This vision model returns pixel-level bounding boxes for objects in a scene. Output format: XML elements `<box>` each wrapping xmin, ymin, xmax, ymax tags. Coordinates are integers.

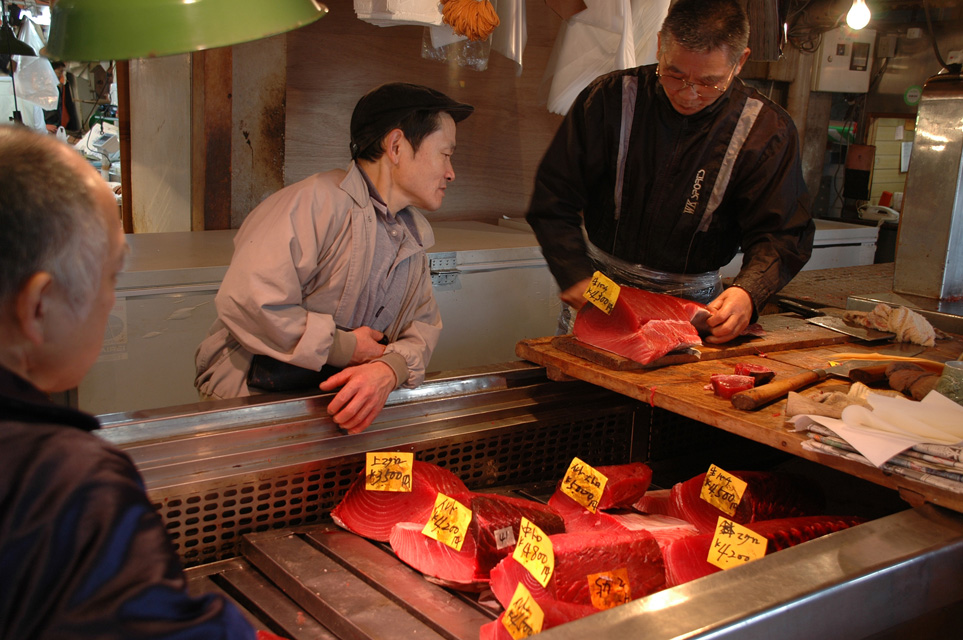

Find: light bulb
<box><xmin>847</xmin><ymin>0</ymin><xmax>871</xmax><ymax>30</ymax></box>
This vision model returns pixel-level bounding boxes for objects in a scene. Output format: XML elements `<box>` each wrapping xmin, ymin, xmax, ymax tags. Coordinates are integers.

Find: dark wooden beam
<box><xmin>191</xmin><ymin>47</ymin><xmax>233</xmax><ymax>230</ymax></box>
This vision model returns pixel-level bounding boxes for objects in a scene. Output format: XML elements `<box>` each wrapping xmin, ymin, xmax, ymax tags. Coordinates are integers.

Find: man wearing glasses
<box><xmin>527</xmin><ymin>0</ymin><xmax>814</xmax><ymax>343</ymax></box>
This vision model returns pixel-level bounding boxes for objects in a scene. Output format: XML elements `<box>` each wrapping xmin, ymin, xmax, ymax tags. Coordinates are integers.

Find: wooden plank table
<box><xmin>516</xmin><ymin>315</ymin><xmax>963</xmax><ymax>513</ymax></box>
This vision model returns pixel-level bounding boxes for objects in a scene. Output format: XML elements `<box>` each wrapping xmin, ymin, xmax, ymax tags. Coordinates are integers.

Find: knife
<box><xmin>729</xmin><ymin>360</ymin><xmax>894</xmax><ymax>411</ymax></box>
<box><xmin>730</xmin><ymin>369</ymin><xmax>827</xmax><ymax>411</ymax></box>
<box><xmin>777</xmin><ymin>299</ymin><xmax>896</xmax><ymax>342</ymax></box>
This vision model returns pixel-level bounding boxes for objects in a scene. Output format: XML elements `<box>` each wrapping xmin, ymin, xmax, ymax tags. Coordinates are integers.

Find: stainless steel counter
<box><xmin>97</xmin><ymin>363</ymin><xmax>963</xmax><ymax>639</ymax></box>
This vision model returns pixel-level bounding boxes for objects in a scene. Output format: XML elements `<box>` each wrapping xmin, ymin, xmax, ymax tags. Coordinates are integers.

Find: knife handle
<box><xmin>847</xmin><ymin>364</ymin><xmax>890</xmax><ymax>385</ymax></box>
<box><xmin>731</xmin><ymin>369</ymin><xmax>828</xmax><ymax>411</ymax></box>
<box><xmin>776</xmin><ymin>299</ymin><xmax>823</xmax><ymax>318</ymax></box>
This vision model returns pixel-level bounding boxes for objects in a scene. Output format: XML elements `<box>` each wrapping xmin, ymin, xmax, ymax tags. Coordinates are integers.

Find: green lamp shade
<box><xmin>46</xmin><ymin>0</ymin><xmax>328</xmax><ymax>61</ymax></box>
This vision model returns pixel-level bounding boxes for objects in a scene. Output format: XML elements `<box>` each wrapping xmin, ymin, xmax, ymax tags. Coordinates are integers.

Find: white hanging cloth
<box><xmin>541</xmin><ymin>0</ymin><xmax>671</xmax><ymax>115</ymax></box>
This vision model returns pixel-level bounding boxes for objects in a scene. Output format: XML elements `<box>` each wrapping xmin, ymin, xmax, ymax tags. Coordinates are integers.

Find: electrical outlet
<box><xmin>948</xmin><ymin>50</ymin><xmax>963</xmax><ymax>64</ymax></box>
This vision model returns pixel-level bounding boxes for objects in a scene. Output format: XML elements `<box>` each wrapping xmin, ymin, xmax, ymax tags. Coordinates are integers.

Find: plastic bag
<box><xmin>421</xmin><ymin>23</ymin><xmax>491</xmax><ymax>72</ymax></box>
<box><xmin>421</xmin><ymin>0</ymin><xmax>497</xmax><ymax>72</ymax></box>
<box><xmin>14</xmin><ymin>18</ymin><xmax>59</xmax><ymax>109</ymax></box>
<box><xmin>491</xmin><ymin>0</ymin><xmax>526</xmax><ymax>75</ymax></box>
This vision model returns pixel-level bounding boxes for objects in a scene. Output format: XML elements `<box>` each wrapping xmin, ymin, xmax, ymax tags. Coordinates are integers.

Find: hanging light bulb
<box><xmin>846</xmin><ymin>0</ymin><xmax>871</xmax><ymax>30</ymax></box>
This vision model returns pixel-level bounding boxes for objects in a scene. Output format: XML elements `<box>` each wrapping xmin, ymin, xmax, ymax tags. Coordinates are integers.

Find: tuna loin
<box><xmin>331</xmin><ymin>461</ymin><xmax>469</xmax><ymax>542</ymax></box>
<box><xmin>479</xmin><ymin>599</ymin><xmax>597</xmax><ymax>640</ymax></box>
<box><xmin>573</xmin><ymin>286</ymin><xmax>707</xmax><ymax>365</ymax></box>
<box><xmin>668</xmin><ymin>470</ymin><xmax>826</xmax><ymax>534</ymax></box>
<box><xmin>388</xmin><ymin>492</ymin><xmax>565</xmax><ymax>591</ymax></box>
<box><xmin>489</xmin><ymin>529</ymin><xmax>666</xmax><ymax>608</ymax></box>
<box><xmin>593</xmin><ymin>462</ymin><xmax>654</xmax><ymax>510</ymax></box>
<box><xmin>549</xmin><ymin>490</ymin><xmax>697</xmax><ymax>551</ymax></box>
<box><xmin>663</xmin><ymin>515</ymin><xmax>865</xmax><ymax>586</ymax></box>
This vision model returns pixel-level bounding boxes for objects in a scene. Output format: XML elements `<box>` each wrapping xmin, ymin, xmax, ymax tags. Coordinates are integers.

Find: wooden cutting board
<box><xmin>547</xmin><ymin>314</ymin><xmax>853</xmax><ymax>371</ymax></box>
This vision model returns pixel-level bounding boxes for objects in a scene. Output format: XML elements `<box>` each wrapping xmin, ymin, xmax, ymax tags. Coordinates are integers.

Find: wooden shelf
<box><xmin>516</xmin><ymin>318</ymin><xmax>963</xmax><ymax>514</ymax></box>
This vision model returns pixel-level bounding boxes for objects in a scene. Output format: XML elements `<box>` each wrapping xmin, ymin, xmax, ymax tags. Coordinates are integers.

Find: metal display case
<box><xmin>96</xmin><ymin>363</ymin><xmax>963</xmax><ymax>640</ymax></box>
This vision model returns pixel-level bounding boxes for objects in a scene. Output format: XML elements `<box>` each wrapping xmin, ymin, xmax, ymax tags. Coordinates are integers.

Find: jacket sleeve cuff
<box><xmin>376</xmin><ymin>352</ymin><xmax>408</xmax><ymax>388</ymax></box>
<box><xmin>326</xmin><ymin>329</ymin><xmax>356</xmax><ymax>368</ymax></box>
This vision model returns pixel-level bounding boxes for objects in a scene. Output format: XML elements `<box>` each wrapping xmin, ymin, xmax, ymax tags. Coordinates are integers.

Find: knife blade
<box><xmin>777</xmin><ymin>299</ymin><xmax>896</xmax><ymax>342</ymax></box>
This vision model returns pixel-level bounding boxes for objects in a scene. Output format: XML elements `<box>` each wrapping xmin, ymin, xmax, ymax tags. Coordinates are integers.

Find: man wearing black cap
<box><xmin>195</xmin><ymin>83</ymin><xmax>473</xmax><ymax>433</ymax></box>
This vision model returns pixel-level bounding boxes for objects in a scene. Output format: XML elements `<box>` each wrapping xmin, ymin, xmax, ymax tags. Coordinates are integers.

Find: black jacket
<box><xmin>527</xmin><ymin>64</ymin><xmax>815</xmax><ymax>312</ymax></box>
<box><xmin>0</xmin><ymin>366</ymin><xmax>255</xmax><ymax>640</ymax></box>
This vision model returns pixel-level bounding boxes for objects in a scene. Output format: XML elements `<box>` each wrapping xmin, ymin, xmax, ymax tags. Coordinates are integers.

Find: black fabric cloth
<box><xmin>0</xmin><ymin>366</ymin><xmax>256</xmax><ymax>640</ymax></box>
<box><xmin>43</xmin><ymin>77</ymin><xmax>82</xmax><ymax>133</ymax></box>
<box><xmin>526</xmin><ymin>64</ymin><xmax>815</xmax><ymax>313</ymax></box>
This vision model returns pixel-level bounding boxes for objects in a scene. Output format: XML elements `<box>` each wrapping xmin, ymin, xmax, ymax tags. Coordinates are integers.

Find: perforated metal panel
<box><xmin>109</xmin><ymin>367</ymin><xmax>646</xmax><ymax>566</ymax></box>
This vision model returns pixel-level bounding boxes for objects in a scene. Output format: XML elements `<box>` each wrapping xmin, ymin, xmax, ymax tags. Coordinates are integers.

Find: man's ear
<box><xmin>15</xmin><ymin>272</ymin><xmax>54</xmax><ymax>346</ymax></box>
<box><xmin>383</xmin><ymin>128</ymin><xmax>406</xmax><ymax>164</ymax></box>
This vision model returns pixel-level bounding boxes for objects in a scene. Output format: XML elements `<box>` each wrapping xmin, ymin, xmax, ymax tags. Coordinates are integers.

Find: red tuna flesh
<box><xmin>469</xmin><ymin>493</ymin><xmax>566</xmax><ymax>576</ymax></box>
<box><xmin>331</xmin><ymin>460</ymin><xmax>469</xmax><ymax>542</ymax></box>
<box><xmin>733</xmin><ymin>362</ymin><xmax>775</xmax><ymax>384</ymax></box>
<box><xmin>668</xmin><ymin>470</ymin><xmax>827</xmax><ymax>535</ymax></box>
<box><xmin>663</xmin><ymin>515</ymin><xmax>865</xmax><ymax>587</ymax></box>
<box><xmin>390</xmin><ymin>521</ymin><xmax>485</xmax><ymax>590</ymax></box>
<box><xmin>573</xmin><ymin>287</ymin><xmax>706</xmax><ymax>365</ymax></box>
<box><xmin>551</xmin><ymin>462</ymin><xmax>654</xmax><ymax>512</ymax></box>
<box><xmin>479</xmin><ymin>599</ymin><xmax>598</xmax><ymax>640</ymax></box>
<box><xmin>489</xmin><ymin>530</ymin><xmax>666</xmax><ymax>608</ymax></box>
<box><xmin>549</xmin><ymin>490</ymin><xmax>697</xmax><ymax>551</ymax></box>
<box><xmin>388</xmin><ymin>493</ymin><xmax>566</xmax><ymax>591</ymax></box>
<box><xmin>709</xmin><ymin>374</ymin><xmax>755</xmax><ymax>399</ymax></box>
<box><xmin>594</xmin><ymin>462</ymin><xmax>654</xmax><ymax>509</ymax></box>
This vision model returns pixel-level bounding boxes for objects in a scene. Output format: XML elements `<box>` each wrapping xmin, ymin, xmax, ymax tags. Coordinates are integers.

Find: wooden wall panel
<box><xmin>284</xmin><ymin>0</ymin><xmax>565</xmax><ymax>223</ymax></box>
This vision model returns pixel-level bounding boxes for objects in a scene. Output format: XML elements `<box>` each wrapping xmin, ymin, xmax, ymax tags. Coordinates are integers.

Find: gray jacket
<box><xmin>195</xmin><ymin>162</ymin><xmax>441</xmax><ymax>399</ymax></box>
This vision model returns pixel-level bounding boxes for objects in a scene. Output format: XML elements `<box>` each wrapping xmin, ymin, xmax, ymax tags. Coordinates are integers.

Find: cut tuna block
<box><xmin>390</xmin><ymin>521</ymin><xmax>485</xmax><ymax>590</ymax></box>
<box><xmin>709</xmin><ymin>374</ymin><xmax>755</xmax><ymax>399</ymax></box>
<box><xmin>549</xmin><ymin>490</ymin><xmax>697</xmax><ymax>551</ymax></box>
<box><xmin>733</xmin><ymin>362</ymin><xmax>775</xmax><ymax>385</ymax></box>
<box><xmin>388</xmin><ymin>492</ymin><xmax>565</xmax><ymax>591</ymax></box>
<box><xmin>573</xmin><ymin>286</ymin><xmax>706</xmax><ymax>365</ymax></box>
<box><xmin>331</xmin><ymin>460</ymin><xmax>469</xmax><ymax>542</ymax></box>
<box><xmin>489</xmin><ymin>530</ymin><xmax>665</xmax><ymax>608</ymax></box>
<box><xmin>664</xmin><ymin>515</ymin><xmax>865</xmax><ymax>587</ymax></box>
<box><xmin>479</xmin><ymin>599</ymin><xmax>597</xmax><ymax>640</ymax></box>
<box><xmin>470</xmin><ymin>493</ymin><xmax>565</xmax><ymax>573</ymax></box>
<box><xmin>594</xmin><ymin>462</ymin><xmax>654</xmax><ymax>510</ymax></box>
<box><xmin>551</xmin><ymin>462</ymin><xmax>653</xmax><ymax>513</ymax></box>
<box><xmin>668</xmin><ymin>470</ymin><xmax>827</xmax><ymax>535</ymax></box>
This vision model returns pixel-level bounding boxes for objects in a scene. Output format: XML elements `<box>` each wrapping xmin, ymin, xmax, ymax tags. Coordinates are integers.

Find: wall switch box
<box><xmin>812</xmin><ymin>26</ymin><xmax>877</xmax><ymax>93</ymax></box>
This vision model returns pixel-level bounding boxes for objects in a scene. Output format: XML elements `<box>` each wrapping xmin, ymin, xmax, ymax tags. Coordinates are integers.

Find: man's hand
<box><xmin>320</xmin><ymin>361</ymin><xmax>397</xmax><ymax>434</ymax></box>
<box><xmin>349</xmin><ymin>326</ymin><xmax>387</xmax><ymax>365</ymax></box>
<box><xmin>703</xmin><ymin>287</ymin><xmax>753</xmax><ymax>344</ymax></box>
<box><xmin>560</xmin><ymin>278</ymin><xmax>592</xmax><ymax>310</ymax></box>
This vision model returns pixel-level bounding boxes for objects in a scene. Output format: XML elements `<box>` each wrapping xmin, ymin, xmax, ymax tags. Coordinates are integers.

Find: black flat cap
<box><xmin>350</xmin><ymin>82</ymin><xmax>474</xmax><ymax>159</ymax></box>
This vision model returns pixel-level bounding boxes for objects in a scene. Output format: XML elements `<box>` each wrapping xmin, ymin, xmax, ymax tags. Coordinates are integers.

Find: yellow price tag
<box><xmin>699</xmin><ymin>464</ymin><xmax>747</xmax><ymax>517</ymax></box>
<box><xmin>583</xmin><ymin>271</ymin><xmax>621</xmax><ymax>314</ymax></box>
<box><xmin>421</xmin><ymin>493</ymin><xmax>472</xmax><ymax>551</ymax></box>
<box><xmin>587</xmin><ymin>567</ymin><xmax>632</xmax><ymax>610</ymax></box>
<box><xmin>512</xmin><ymin>517</ymin><xmax>555</xmax><ymax>588</ymax></box>
<box><xmin>501</xmin><ymin>583</ymin><xmax>544</xmax><ymax>639</ymax></box>
<box><xmin>364</xmin><ymin>451</ymin><xmax>414</xmax><ymax>492</ymax></box>
<box><xmin>707</xmin><ymin>516</ymin><xmax>768</xmax><ymax>570</ymax></box>
<box><xmin>560</xmin><ymin>457</ymin><xmax>609</xmax><ymax>513</ymax></box>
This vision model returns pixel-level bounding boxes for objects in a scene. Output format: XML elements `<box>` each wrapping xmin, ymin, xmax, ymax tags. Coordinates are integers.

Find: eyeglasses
<box><xmin>655</xmin><ymin>55</ymin><xmax>738</xmax><ymax>99</ymax></box>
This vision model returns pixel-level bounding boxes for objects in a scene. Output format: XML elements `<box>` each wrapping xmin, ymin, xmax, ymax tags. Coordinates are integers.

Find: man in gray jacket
<box><xmin>195</xmin><ymin>83</ymin><xmax>473</xmax><ymax>434</ymax></box>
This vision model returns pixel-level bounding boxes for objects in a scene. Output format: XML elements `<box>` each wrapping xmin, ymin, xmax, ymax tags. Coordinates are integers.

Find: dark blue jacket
<box><xmin>0</xmin><ymin>366</ymin><xmax>256</xmax><ymax>639</ymax></box>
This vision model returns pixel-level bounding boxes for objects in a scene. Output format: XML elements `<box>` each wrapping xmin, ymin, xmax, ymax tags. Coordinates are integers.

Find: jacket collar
<box><xmin>339</xmin><ymin>161</ymin><xmax>436</xmax><ymax>250</ymax></box>
<box><xmin>0</xmin><ymin>365</ymin><xmax>101</xmax><ymax>433</ymax></box>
